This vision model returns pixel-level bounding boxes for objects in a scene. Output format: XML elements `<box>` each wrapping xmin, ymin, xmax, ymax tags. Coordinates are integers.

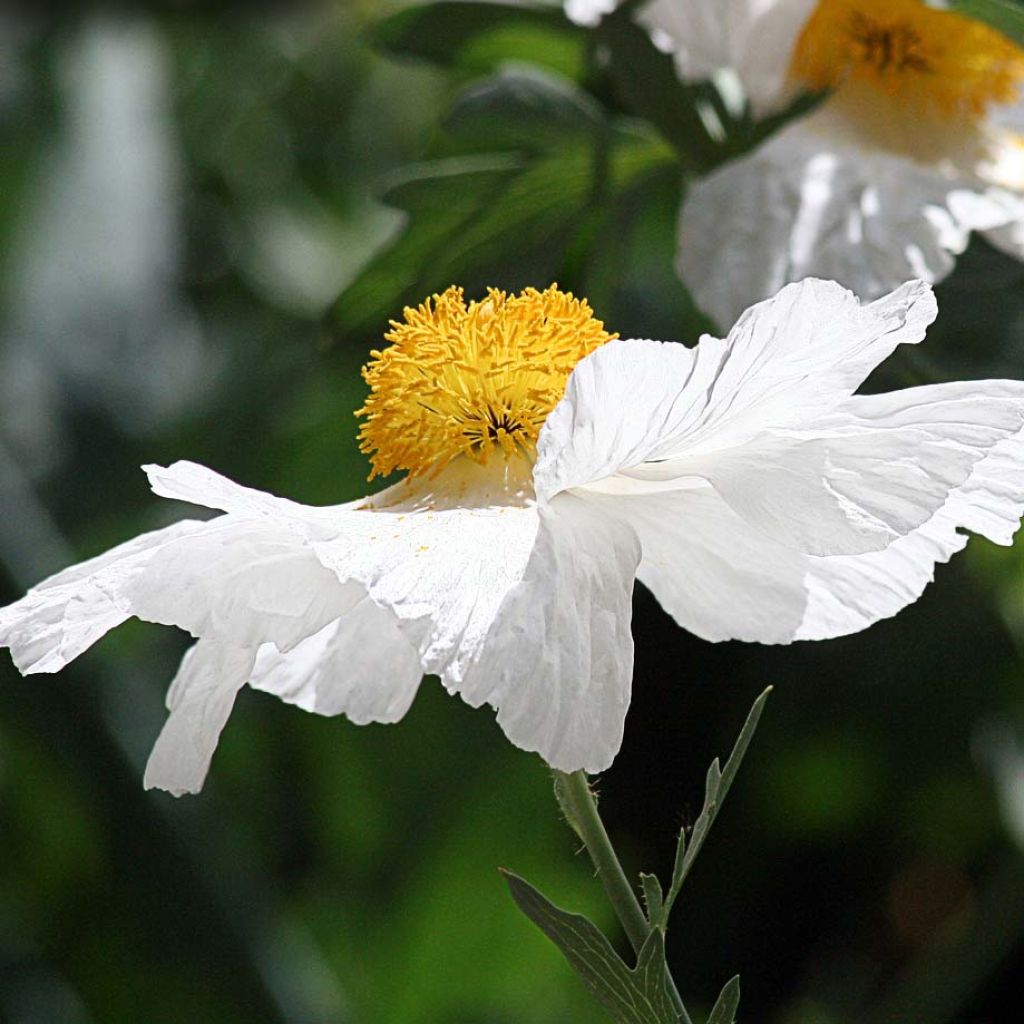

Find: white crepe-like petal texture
<box><xmin>3</xmin><ymin>279</ymin><xmax>1024</xmax><ymax>792</ymax></box>
<box><xmin>639</xmin><ymin>0</ymin><xmax>816</xmax><ymax>115</ymax></box>
<box><xmin>565</xmin><ymin>0</ymin><xmax>814</xmax><ymax>115</ymax></box>
<box><xmin>677</xmin><ymin>111</ymin><xmax>1024</xmax><ymax>328</ymax></box>
<box><xmin>609</xmin><ymin>0</ymin><xmax>1024</xmax><ymax>324</ymax></box>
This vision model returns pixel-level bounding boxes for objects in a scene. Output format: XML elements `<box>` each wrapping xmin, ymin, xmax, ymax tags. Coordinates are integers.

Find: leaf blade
<box><xmin>663</xmin><ymin>689</ymin><xmax>771</xmax><ymax>919</ymax></box>
<box><xmin>502</xmin><ymin>870</ymin><xmax>679</xmax><ymax>1024</ymax></box>
<box><xmin>950</xmin><ymin>0</ymin><xmax>1024</xmax><ymax>46</ymax></box>
<box><xmin>707</xmin><ymin>976</ymin><xmax>741</xmax><ymax>1024</ymax></box>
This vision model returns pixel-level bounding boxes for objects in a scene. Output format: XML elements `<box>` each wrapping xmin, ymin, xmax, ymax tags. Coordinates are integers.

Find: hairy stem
<box><xmin>558</xmin><ymin>770</ymin><xmax>692</xmax><ymax>1024</ymax></box>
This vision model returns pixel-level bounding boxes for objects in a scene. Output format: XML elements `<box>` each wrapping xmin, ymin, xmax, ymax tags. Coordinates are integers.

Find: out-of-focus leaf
<box><xmin>373</xmin><ymin>0</ymin><xmax>585</xmax><ymax>78</ymax></box>
<box><xmin>503</xmin><ymin>870</ymin><xmax>679</xmax><ymax>1024</ymax></box>
<box><xmin>596</xmin><ymin>10</ymin><xmax>720</xmax><ymax>172</ymax></box>
<box><xmin>328</xmin><ymin>69</ymin><xmax>674</xmax><ymax>346</ymax></box>
<box><xmin>329</xmin><ymin>156</ymin><xmax>522</xmax><ymax>342</ymax></box>
<box><xmin>707</xmin><ymin>976</ymin><xmax>741</xmax><ymax>1024</ymax></box>
<box><xmin>659</xmin><ymin>689</ymin><xmax>771</xmax><ymax>926</ymax></box>
<box><xmin>443</xmin><ymin>63</ymin><xmax>603</xmax><ymax>152</ymax></box>
<box><xmin>951</xmin><ymin>0</ymin><xmax>1024</xmax><ymax>44</ymax></box>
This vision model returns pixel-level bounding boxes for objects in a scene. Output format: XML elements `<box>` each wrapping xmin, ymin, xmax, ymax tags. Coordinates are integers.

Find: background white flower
<box><xmin>610</xmin><ymin>0</ymin><xmax>1024</xmax><ymax>328</ymax></box>
<box><xmin>3</xmin><ymin>280</ymin><xmax>1024</xmax><ymax>795</ymax></box>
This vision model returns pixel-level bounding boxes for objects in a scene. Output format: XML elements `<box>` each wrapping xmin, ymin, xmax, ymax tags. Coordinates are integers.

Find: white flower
<box><xmin>565</xmin><ymin>0</ymin><xmax>619</xmax><ymax>27</ymax></box>
<box><xmin>613</xmin><ymin>0</ymin><xmax>1024</xmax><ymax>327</ymax></box>
<box><xmin>3</xmin><ymin>281</ymin><xmax>1024</xmax><ymax>795</ymax></box>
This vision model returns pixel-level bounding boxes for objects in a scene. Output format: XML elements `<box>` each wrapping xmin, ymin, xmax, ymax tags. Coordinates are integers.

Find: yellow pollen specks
<box><xmin>790</xmin><ymin>0</ymin><xmax>1024</xmax><ymax>119</ymax></box>
<box><xmin>356</xmin><ymin>285</ymin><xmax>616</xmax><ymax>480</ymax></box>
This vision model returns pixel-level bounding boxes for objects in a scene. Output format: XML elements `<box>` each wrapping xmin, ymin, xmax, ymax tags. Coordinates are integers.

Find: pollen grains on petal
<box><xmin>356</xmin><ymin>285</ymin><xmax>617</xmax><ymax>481</ymax></box>
<box><xmin>790</xmin><ymin>0</ymin><xmax>1024</xmax><ymax>121</ymax></box>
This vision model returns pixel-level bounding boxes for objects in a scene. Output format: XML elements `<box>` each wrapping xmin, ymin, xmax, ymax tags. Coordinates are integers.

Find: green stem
<box><xmin>558</xmin><ymin>770</ymin><xmax>693</xmax><ymax>1024</ymax></box>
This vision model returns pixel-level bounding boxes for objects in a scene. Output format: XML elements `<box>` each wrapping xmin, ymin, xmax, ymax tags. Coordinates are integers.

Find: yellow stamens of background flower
<box><xmin>790</xmin><ymin>0</ymin><xmax>1024</xmax><ymax>118</ymax></box>
<box><xmin>357</xmin><ymin>285</ymin><xmax>616</xmax><ymax>480</ymax></box>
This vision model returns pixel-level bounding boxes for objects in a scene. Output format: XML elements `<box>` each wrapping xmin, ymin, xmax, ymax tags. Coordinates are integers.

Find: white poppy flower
<box><xmin>595</xmin><ymin>0</ymin><xmax>1024</xmax><ymax>327</ymax></box>
<box><xmin>3</xmin><ymin>281</ymin><xmax>1024</xmax><ymax>795</ymax></box>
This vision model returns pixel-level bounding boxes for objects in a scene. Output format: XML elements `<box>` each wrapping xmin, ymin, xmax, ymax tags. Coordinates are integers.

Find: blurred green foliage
<box><xmin>2</xmin><ymin>2</ymin><xmax>1024</xmax><ymax>1022</ymax></box>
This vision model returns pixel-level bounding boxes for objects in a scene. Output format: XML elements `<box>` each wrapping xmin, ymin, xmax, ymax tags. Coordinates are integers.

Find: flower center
<box><xmin>790</xmin><ymin>0</ymin><xmax>1024</xmax><ymax>119</ymax></box>
<box><xmin>357</xmin><ymin>285</ymin><xmax>616</xmax><ymax>480</ymax></box>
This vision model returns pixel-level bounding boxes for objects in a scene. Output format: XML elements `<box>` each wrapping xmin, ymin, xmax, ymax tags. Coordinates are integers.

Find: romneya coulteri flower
<box><xmin>567</xmin><ymin>0</ymin><xmax>1024</xmax><ymax>328</ymax></box>
<box><xmin>3</xmin><ymin>281</ymin><xmax>1024</xmax><ymax>794</ymax></box>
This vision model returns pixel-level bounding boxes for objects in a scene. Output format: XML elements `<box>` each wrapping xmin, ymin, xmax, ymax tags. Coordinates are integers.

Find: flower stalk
<box><xmin>556</xmin><ymin>770</ymin><xmax>692</xmax><ymax>1024</ymax></box>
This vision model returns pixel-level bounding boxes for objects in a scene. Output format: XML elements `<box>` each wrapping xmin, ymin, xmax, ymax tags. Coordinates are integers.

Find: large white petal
<box><xmin>677</xmin><ymin>113</ymin><xmax>1020</xmax><ymax>330</ymax></box>
<box><xmin>140</xmin><ymin>459</ymin><xmax>543</xmax><ymax>688</ymax></box>
<box><xmin>535</xmin><ymin>278</ymin><xmax>935</xmax><ymax>499</ymax></box>
<box><xmin>640</xmin><ymin>0</ymin><xmax>815</xmax><ymax>115</ymax></box>
<box><xmin>0</xmin><ymin>476</ymin><xmax>360</xmax><ymax>673</ymax></box>
<box><xmin>125</xmin><ymin>516</ymin><xmax>360</xmax><ymax>651</ymax></box>
<box><xmin>144</xmin><ymin>460</ymin><xmax>350</xmax><ymax>525</ymax></box>
<box><xmin>604</xmin><ymin>398</ymin><xmax>1024</xmax><ymax>643</ymax></box>
<box><xmin>593</xmin><ymin>486</ymin><xmax>811</xmax><ymax>643</ymax></box>
<box><xmin>0</xmin><ymin>520</ymin><xmax>208</xmax><ymax>674</ymax></box>
<box><xmin>454</xmin><ymin>492</ymin><xmax>641</xmax><ymax>773</ymax></box>
<box><xmin>144</xmin><ymin>639</ymin><xmax>256</xmax><ymax>796</ymax></box>
<box><xmin>249</xmin><ymin>598</ymin><xmax>422</xmax><ymax>724</ymax></box>
<box><xmin>678</xmin><ymin>381</ymin><xmax>1024</xmax><ymax>554</ymax></box>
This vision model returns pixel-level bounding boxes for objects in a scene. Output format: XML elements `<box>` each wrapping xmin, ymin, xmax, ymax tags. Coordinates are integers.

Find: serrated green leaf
<box><xmin>372</xmin><ymin>0</ymin><xmax>585</xmax><ymax>78</ymax></box>
<box><xmin>707</xmin><ymin>976</ymin><xmax>741</xmax><ymax>1024</ymax></box>
<box><xmin>503</xmin><ymin>870</ymin><xmax>679</xmax><ymax>1024</ymax></box>
<box><xmin>640</xmin><ymin>873</ymin><xmax>664</xmax><ymax>927</ymax></box>
<box><xmin>663</xmin><ymin>689</ymin><xmax>771</xmax><ymax>921</ymax></box>
<box><xmin>950</xmin><ymin>0</ymin><xmax>1024</xmax><ymax>46</ymax></box>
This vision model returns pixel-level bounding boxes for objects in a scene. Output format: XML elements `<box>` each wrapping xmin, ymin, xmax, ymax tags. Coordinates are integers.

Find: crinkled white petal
<box><xmin>536</xmin><ymin>277</ymin><xmax>935</xmax><ymax>499</ymax></box>
<box><xmin>249</xmin><ymin>598</ymin><xmax>422</xmax><ymax>724</ymax></box>
<box><xmin>137</xmin><ymin>460</ymin><xmax>640</xmax><ymax>773</ymax></box>
<box><xmin>639</xmin><ymin>0</ymin><xmax>815</xmax><ymax>115</ymax></box>
<box><xmin>454</xmin><ymin>493</ymin><xmax>641</xmax><ymax>773</ymax></box>
<box><xmin>600</xmin><ymin>387</ymin><xmax>1024</xmax><ymax>643</ymax></box>
<box><xmin>677</xmin><ymin>113</ymin><xmax>1022</xmax><ymax>329</ymax></box>
<box><xmin>144</xmin><ymin>639</ymin><xmax>256</xmax><ymax>796</ymax></box>
<box><xmin>678</xmin><ymin>380</ymin><xmax>1024</xmax><ymax>554</ymax></box>
<box><xmin>144</xmin><ymin>460</ymin><xmax>353</xmax><ymax>524</ymax></box>
<box><xmin>0</xmin><ymin>520</ymin><xmax>210</xmax><ymax>674</ymax></box>
<box><xmin>144</xmin><ymin>459</ymin><xmax>540</xmax><ymax>683</ymax></box>
<box><xmin>124</xmin><ymin>516</ymin><xmax>360</xmax><ymax>652</ymax></box>
<box><xmin>593</xmin><ymin>486</ymin><xmax>812</xmax><ymax>643</ymax></box>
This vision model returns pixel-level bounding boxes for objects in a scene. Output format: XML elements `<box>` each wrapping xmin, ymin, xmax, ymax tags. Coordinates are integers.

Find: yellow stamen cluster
<box><xmin>357</xmin><ymin>285</ymin><xmax>616</xmax><ymax>480</ymax></box>
<box><xmin>790</xmin><ymin>0</ymin><xmax>1024</xmax><ymax>119</ymax></box>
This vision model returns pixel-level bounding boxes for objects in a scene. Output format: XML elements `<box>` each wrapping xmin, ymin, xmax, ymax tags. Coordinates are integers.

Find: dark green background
<box><xmin>2</xmin><ymin>2</ymin><xmax>1024</xmax><ymax>1021</ymax></box>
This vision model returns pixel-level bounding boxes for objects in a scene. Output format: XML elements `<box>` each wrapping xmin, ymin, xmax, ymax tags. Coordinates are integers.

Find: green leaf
<box><xmin>661</xmin><ymin>688</ymin><xmax>772</xmax><ymax>923</ymax></box>
<box><xmin>503</xmin><ymin>870</ymin><xmax>679</xmax><ymax>1024</ymax></box>
<box><xmin>640</xmin><ymin>873</ymin><xmax>664</xmax><ymax>927</ymax></box>
<box><xmin>707</xmin><ymin>976</ymin><xmax>741</xmax><ymax>1024</ymax></box>
<box><xmin>950</xmin><ymin>0</ymin><xmax>1024</xmax><ymax>45</ymax></box>
<box><xmin>327</xmin><ymin>68</ymin><xmax>674</xmax><ymax>346</ymax></box>
<box><xmin>372</xmin><ymin>0</ymin><xmax>586</xmax><ymax>79</ymax></box>
<box><xmin>327</xmin><ymin>156</ymin><xmax>522</xmax><ymax>344</ymax></box>
<box><xmin>443</xmin><ymin>63</ymin><xmax>603</xmax><ymax>152</ymax></box>
<box><xmin>596</xmin><ymin>10</ymin><xmax>720</xmax><ymax>173</ymax></box>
